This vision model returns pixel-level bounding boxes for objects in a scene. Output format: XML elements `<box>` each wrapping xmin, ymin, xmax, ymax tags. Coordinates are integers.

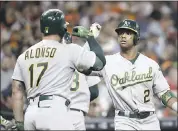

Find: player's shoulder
<box><xmin>105</xmin><ymin>53</ymin><xmax>119</xmax><ymax>61</ymax></box>
<box><xmin>66</xmin><ymin>43</ymin><xmax>84</xmax><ymax>52</ymax></box>
<box><xmin>67</xmin><ymin>43</ymin><xmax>82</xmax><ymax>48</ymax></box>
<box><xmin>139</xmin><ymin>53</ymin><xmax>159</xmax><ymax>67</ymax></box>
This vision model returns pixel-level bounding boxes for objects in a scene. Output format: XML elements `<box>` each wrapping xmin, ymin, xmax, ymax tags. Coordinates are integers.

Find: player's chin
<box><xmin>119</xmin><ymin>42</ymin><xmax>130</xmax><ymax>49</ymax></box>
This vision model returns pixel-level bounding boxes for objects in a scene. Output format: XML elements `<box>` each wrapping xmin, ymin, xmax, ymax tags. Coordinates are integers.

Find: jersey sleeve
<box><xmin>86</xmin><ymin>76</ymin><xmax>101</xmax><ymax>87</ymax></box>
<box><xmin>70</xmin><ymin>44</ymin><xmax>96</xmax><ymax>72</ymax></box>
<box><xmin>152</xmin><ymin>63</ymin><xmax>170</xmax><ymax>95</ymax></box>
<box><xmin>83</xmin><ymin>42</ymin><xmax>90</xmax><ymax>50</ymax></box>
<box><xmin>11</xmin><ymin>57</ymin><xmax>24</xmax><ymax>82</ymax></box>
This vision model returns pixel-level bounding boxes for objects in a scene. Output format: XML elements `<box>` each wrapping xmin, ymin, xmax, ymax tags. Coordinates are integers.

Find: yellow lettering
<box><xmin>30</xmin><ymin>50</ymin><xmax>34</xmax><ymax>58</ymax></box>
<box><xmin>50</xmin><ymin>48</ymin><xmax>57</xmax><ymax>58</ymax></box>
<box><xmin>45</xmin><ymin>47</ymin><xmax>51</xmax><ymax>57</ymax></box>
<box><xmin>25</xmin><ymin>51</ymin><xmax>29</xmax><ymax>60</ymax></box>
<box><xmin>41</xmin><ymin>48</ymin><xmax>45</xmax><ymax>57</ymax></box>
<box><xmin>35</xmin><ymin>48</ymin><xmax>40</xmax><ymax>58</ymax></box>
<box><xmin>111</xmin><ymin>74</ymin><xmax>119</xmax><ymax>87</ymax></box>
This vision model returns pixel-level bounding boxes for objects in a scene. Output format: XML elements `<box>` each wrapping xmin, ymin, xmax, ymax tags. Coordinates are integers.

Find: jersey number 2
<box><xmin>144</xmin><ymin>89</ymin><xmax>150</xmax><ymax>103</ymax></box>
<box><xmin>29</xmin><ymin>62</ymin><xmax>48</xmax><ymax>88</ymax></box>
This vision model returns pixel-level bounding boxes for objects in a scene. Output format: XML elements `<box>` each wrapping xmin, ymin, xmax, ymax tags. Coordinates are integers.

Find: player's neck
<box><xmin>120</xmin><ymin>47</ymin><xmax>138</xmax><ymax>60</ymax></box>
<box><xmin>43</xmin><ymin>35</ymin><xmax>61</xmax><ymax>42</ymax></box>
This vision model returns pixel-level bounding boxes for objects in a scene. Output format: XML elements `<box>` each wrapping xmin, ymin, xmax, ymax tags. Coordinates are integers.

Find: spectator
<box><xmin>1</xmin><ymin>56</ymin><xmax>14</xmax><ymax>92</ymax></box>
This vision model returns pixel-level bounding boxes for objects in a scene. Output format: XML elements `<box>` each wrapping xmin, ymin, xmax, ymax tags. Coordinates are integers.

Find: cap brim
<box><xmin>115</xmin><ymin>27</ymin><xmax>137</xmax><ymax>34</ymax></box>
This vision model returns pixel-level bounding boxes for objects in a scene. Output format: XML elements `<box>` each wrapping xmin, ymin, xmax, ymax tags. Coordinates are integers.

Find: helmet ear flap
<box><xmin>133</xmin><ymin>35</ymin><xmax>139</xmax><ymax>45</ymax></box>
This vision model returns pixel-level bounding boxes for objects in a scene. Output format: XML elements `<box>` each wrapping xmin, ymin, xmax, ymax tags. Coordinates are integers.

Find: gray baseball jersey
<box><xmin>97</xmin><ymin>52</ymin><xmax>170</xmax><ymax>112</ymax></box>
<box><xmin>69</xmin><ymin>70</ymin><xmax>100</xmax><ymax>113</ymax></box>
<box><xmin>12</xmin><ymin>40</ymin><xmax>96</xmax><ymax>99</ymax></box>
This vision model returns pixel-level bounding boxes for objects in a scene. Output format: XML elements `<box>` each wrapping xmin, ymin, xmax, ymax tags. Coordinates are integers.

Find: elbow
<box><xmin>99</xmin><ymin>56</ymin><xmax>106</xmax><ymax>70</ymax></box>
<box><xmin>98</xmin><ymin>60</ymin><xmax>106</xmax><ymax>71</ymax></box>
<box><xmin>102</xmin><ymin>58</ymin><xmax>106</xmax><ymax>68</ymax></box>
<box><xmin>92</xmin><ymin>57</ymin><xmax>106</xmax><ymax>71</ymax></box>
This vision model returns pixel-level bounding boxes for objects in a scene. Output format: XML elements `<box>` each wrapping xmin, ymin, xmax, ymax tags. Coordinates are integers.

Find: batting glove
<box><xmin>89</xmin><ymin>23</ymin><xmax>102</xmax><ymax>38</ymax></box>
<box><xmin>72</xmin><ymin>26</ymin><xmax>93</xmax><ymax>39</ymax></box>
<box><xmin>15</xmin><ymin>121</ymin><xmax>24</xmax><ymax>130</ymax></box>
<box><xmin>0</xmin><ymin>116</ymin><xmax>16</xmax><ymax>130</ymax></box>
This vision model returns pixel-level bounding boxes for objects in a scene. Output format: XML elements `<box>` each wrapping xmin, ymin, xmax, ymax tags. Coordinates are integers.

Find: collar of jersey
<box><xmin>129</xmin><ymin>52</ymin><xmax>140</xmax><ymax>64</ymax></box>
<box><xmin>118</xmin><ymin>52</ymin><xmax>140</xmax><ymax>65</ymax></box>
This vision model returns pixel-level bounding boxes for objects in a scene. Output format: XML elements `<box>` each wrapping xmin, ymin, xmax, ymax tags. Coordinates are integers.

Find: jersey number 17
<box><xmin>29</xmin><ymin>62</ymin><xmax>48</xmax><ymax>88</ymax></box>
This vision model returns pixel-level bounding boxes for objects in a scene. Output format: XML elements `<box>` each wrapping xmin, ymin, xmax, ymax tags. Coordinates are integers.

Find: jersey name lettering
<box><xmin>111</xmin><ymin>67</ymin><xmax>153</xmax><ymax>89</ymax></box>
<box><xmin>25</xmin><ymin>47</ymin><xmax>57</xmax><ymax>60</ymax></box>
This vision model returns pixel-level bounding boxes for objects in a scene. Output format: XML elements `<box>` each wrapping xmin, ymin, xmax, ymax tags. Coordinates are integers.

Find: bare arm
<box><xmin>12</xmin><ymin>80</ymin><xmax>25</xmax><ymax>122</ymax></box>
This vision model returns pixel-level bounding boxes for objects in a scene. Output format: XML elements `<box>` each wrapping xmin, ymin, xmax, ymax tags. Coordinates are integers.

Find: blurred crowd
<box><xmin>1</xmin><ymin>1</ymin><xmax>177</xmax><ymax>120</ymax></box>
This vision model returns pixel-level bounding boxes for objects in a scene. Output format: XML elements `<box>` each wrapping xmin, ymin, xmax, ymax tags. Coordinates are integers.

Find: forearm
<box><xmin>166</xmin><ymin>97</ymin><xmax>177</xmax><ymax>112</ymax></box>
<box><xmin>89</xmin><ymin>84</ymin><xmax>99</xmax><ymax>102</ymax></box>
<box><xmin>87</xmin><ymin>36</ymin><xmax>106</xmax><ymax>69</ymax></box>
<box><xmin>161</xmin><ymin>90</ymin><xmax>177</xmax><ymax>112</ymax></box>
<box><xmin>12</xmin><ymin>80</ymin><xmax>25</xmax><ymax>122</ymax></box>
<box><xmin>12</xmin><ymin>91</ymin><xmax>24</xmax><ymax>122</ymax></box>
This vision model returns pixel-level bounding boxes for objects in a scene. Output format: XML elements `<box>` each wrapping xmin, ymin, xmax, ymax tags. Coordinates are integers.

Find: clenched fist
<box><xmin>72</xmin><ymin>26</ymin><xmax>93</xmax><ymax>39</ymax></box>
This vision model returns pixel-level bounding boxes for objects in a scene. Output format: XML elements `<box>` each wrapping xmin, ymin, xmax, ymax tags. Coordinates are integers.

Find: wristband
<box><xmin>15</xmin><ymin>121</ymin><xmax>24</xmax><ymax>130</ymax></box>
<box><xmin>172</xmin><ymin>102</ymin><xmax>177</xmax><ymax>112</ymax></box>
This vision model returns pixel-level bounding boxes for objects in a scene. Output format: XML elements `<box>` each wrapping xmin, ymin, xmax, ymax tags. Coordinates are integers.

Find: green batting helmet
<box><xmin>115</xmin><ymin>19</ymin><xmax>140</xmax><ymax>45</ymax></box>
<box><xmin>40</xmin><ymin>9</ymin><xmax>68</xmax><ymax>37</ymax></box>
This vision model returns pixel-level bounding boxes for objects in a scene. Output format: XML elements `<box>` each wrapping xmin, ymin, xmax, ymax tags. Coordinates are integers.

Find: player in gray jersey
<box><xmin>90</xmin><ymin>20</ymin><xmax>177</xmax><ymax>130</ymax></box>
<box><xmin>63</xmin><ymin>24</ymin><xmax>101</xmax><ymax>130</ymax></box>
<box><xmin>11</xmin><ymin>9</ymin><xmax>106</xmax><ymax>130</ymax></box>
<box><xmin>69</xmin><ymin>70</ymin><xmax>100</xmax><ymax>130</ymax></box>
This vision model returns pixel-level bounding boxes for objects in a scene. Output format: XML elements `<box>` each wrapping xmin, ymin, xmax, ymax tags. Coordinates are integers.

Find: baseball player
<box><xmin>89</xmin><ymin>19</ymin><xmax>177</xmax><ymax>130</ymax></box>
<box><xmin>69</xmin><ymin>71</ymin><xmax>100</xmax><ymax>130</ymax></box>
<box><xmin>63</xmin><ymin>24</ymin><xmax>101</xmax><ymax>130</ymax></box>
<box><xmin>11</xmin><ymin>9</ymin><xmax>106</xmax><ymax>130</ymax></box>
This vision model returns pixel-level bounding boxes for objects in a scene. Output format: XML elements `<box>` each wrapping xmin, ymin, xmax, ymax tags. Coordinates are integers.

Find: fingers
<box><xmin>72</xmin><ymin>26</ymin><xmax>92</xmax><ymax>38</ymax></box>
<box><xmin>71</xmin><ymin>32</ymin><xmax>78</xmax><ymax>36</ymax></box>
<box><xmin>89</xmin><ymin>22</ymin><xmax>102</xmax><ymax>38</ymax></box>
<box><xmin>90</xmin><ymin>23</ymin><xmax>101</xmax><ymax>31</ymax></box>
<box><xmin>72</xmin><ymin>26</ymin><xmax>82</xmax><ymax>36</ymax></box>
<box><xmin>72</xmin><ymin>27</ymin><xmax>79</xmax><ymax>36</ymax></box>
<box><xmin>73</xmin><ymin>27</ymin><xmax>78</xmax><ymax>33</ymax></box>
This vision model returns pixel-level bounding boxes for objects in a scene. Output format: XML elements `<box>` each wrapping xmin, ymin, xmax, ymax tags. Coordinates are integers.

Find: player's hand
<box><xmin>72</xmin><ymin>26</ymin><xmax>93</xmax><ymax>39</ymax></box>
<box><xmin>0</xmin><ymin>116</ymin><xmax>17</xmax><ymax>130</ymax></box>
<box><xmin>89</xmin><ymin>23</ymin><xmax>102</xmax><ymax>38</ymax></box>
<box><xmin>15</xmin><ymin>121</ymin><xmax>24</xmax><ymax>130</ymax></box>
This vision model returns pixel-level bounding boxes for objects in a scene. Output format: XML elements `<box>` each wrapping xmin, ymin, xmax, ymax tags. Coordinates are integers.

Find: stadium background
<box><xmin>1</xmin><ymin>1</ymin><xmax>177</xmax><ymax>130</ymax></box>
